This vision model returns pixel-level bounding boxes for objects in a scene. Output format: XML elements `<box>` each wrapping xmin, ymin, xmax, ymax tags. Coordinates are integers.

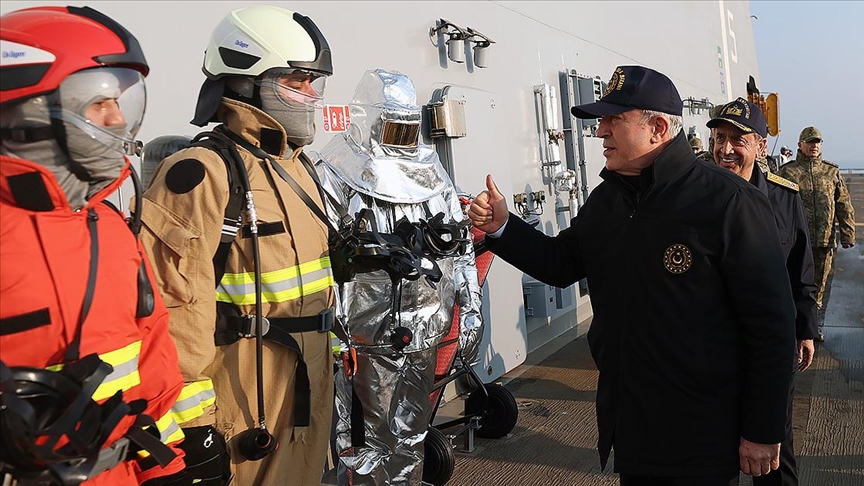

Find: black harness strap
<box><xmin>0</xmin><ymin>308</ymin><xmax>51</xmax><ymax>336</ymax></box>
<box><xmin>350</xmin><ymin>386</ymin><xmax>365</xmax><ymax>447</ymax></box>
<box><xmin>219</xmin><ymin>129</ymin><xmax>346</xmax><ymax>235</ymax></box>
<box><xmin>124</xmin><ymin>414</ymin><xmax>177</xmax><ymax>468</ymax></box>
<box><xmin>189</xmin><ymin>131</ymin><xmax>245</xmax><ymax>284</ymax></box>
<box><xmin>64</xmin><ymin>208</ymin><xmax>100</xmax><ymax>363</ymax></box>
<box><xmin>193</xmin><ymin>128</ymin><xmax>336</xmax><ymax>428</ymax></box>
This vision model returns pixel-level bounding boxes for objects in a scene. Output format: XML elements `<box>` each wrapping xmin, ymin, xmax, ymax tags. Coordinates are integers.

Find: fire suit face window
<box><xmin>345</xmin><ymin>70</ymin><xmax>423</xmax><ymax>158</ymax></box>
<box><xmin>380</xmin><ymin>120</ymin><xmax>419</xmax><ymax>148</ymax></box>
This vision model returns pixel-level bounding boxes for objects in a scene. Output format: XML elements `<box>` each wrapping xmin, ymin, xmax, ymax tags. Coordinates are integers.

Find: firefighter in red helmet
<box><xmin>0</xmin><ymin>6</ymin><xmax>188</xmax><ymax>485</ymax></box>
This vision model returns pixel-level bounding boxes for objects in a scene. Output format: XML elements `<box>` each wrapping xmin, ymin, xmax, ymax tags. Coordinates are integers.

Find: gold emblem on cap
<box><xmin>724</xmin><ymin>105</ymin><xmax>743</xmax><ymax>117</ymax></box>
<box><xmin>663</xmin><ymin>244</ymin><xmax>692</xmax><ymax>274</ymax></box>
<box><xmin>602</xmin><ymin>67</ymin><xmax>626</xmax><ymax>98</ymax></box>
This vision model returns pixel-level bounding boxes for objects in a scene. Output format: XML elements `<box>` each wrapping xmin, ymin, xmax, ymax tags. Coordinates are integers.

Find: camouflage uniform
<box><xmin>778</xmin><ymin>136</ymin><xmax>855</xmax><ymax>323</ymax></box>
<box><xmin>695</xmin><ymin>136</ymin><xmax>714</xmax><ymax>164</ymax></box>
<box><xmin>689</xmin><ymin>135</ymin><xmax>703</xmax><ymax>152</ymax></box>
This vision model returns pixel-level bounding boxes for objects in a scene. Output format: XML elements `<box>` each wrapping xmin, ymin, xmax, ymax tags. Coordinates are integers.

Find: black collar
<box><xmin>601</xmin><ymin>131</ymin><xmax>695</xmax><ymax>199</ymax></box>
<box><xmin>749</xmin><ymin>165</ymin><xmax>769</xmax><ymax>196</ymax></box>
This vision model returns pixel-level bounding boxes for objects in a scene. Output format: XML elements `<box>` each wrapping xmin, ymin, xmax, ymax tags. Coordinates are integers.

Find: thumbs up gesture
<box><xmin>468</xmin><ymin>174</ymin><xmax>509</xmax><ymax>234</ymax></box>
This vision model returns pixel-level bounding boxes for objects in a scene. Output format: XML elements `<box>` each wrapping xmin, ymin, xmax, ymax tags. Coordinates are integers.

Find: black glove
<box><xmin>142</xmin><ymin>426</ymin><xmax>231</xmax><ymax>486</ymax></box>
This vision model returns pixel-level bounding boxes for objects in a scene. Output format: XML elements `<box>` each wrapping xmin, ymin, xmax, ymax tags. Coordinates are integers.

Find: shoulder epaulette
<box><xmin>823</xmin><ymin>159</ymin><xmax>839</xmax><ymax>168</ymax></box>
<box><xmin>766</xmin><ymin>172</ymin><xmax>799</xmax><ymax>192</ymax></box>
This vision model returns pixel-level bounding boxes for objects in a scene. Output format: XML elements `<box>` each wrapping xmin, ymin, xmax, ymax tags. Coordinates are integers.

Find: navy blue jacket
<box><xmin>750</xmin><ymin>167</ymin><xmax>819</xmax><ymax>340</ymax></box>
<box><xmin>487</xmin><ymin>133</ymin><xmax>796</xmax><ymax>477</ymax></box>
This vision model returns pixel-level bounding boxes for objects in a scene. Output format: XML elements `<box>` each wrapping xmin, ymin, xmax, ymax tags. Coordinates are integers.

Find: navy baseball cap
<box><xmin>706</xmin><ymin>97</ymin><xmax>768</xmax><ymax>138</ymax></box>
<box><xmin>570</xmin><ymin>65</ymin><xmax>683</xmax><ymax>119</ymax></box>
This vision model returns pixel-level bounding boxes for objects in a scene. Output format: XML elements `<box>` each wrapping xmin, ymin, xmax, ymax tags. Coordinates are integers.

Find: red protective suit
<box><xmin>0</xmin><ymin>155</ymin><xmax>186</xmax><ymax>485</ymax></box>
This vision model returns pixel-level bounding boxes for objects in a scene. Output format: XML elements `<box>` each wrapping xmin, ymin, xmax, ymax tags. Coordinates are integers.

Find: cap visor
<box><xmin>570</xmin><ymin>101</ymin><xmax>630</xmax><ymax>119</ymax></box>
<box><xmin>707</xmin><ymin>116</ymin><xmax>756</xmax><ymax>134</ymax></box>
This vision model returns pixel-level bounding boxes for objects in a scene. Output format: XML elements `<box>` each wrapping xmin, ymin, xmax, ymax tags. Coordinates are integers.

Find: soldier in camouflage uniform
<box><xmin>697</xmin><ymin>136</ymin><xmax>715</xmax><ymax>164</ymax></box>
<box><xmin>778</xmin><ymin>126</ymin><xmax>856</xmax><ymax>341</ymax></box>
<box><xmin>757</xmin><ymin>141</ymin><xmax>779</xmax><ymax>174</ymax></box>
<box><xmin>689</xmin><ymin>134</ymin><xmax>710</xmax><ymax>160</ymax></box>
<box><xmin>698</xmin><ymin>105</ymin><xmax>724</xmax><ymax>165</ymax></box>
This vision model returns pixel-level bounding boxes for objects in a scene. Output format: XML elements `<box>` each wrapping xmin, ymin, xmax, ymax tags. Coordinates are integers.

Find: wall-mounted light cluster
<box><xmin>465</xmin><ymin>27</ymin><xmax>495</xmax><ymax>68</ymax></box>
<box><xmin>429</xmin><ymin>18</ymin><xmax>496</xmax><ymax>69</ymax></box>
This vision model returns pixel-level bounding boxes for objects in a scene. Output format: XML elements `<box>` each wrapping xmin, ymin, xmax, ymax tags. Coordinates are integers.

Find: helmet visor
<box><xmin>53</xmin><ymin>67</ymin><xmax>146</xmax><ymax>156</ymax></box>
<box><xmin>259</xmin><ymin>68</ymin><xmax>327</xmax><ymax>108</ymax></box>
<box><xmin>380</xmin><ymin>120</ymin><xmax>420</xmax><ymax>148</ymax></box>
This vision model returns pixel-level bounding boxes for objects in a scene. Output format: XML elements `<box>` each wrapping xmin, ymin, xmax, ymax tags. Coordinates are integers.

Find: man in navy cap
<box><xmin>709</xmin><ymin>98</ymin><xmax>818</xmax><ymax>486</ymax></box>
<box><xmin>468</xmin><ymin>66</ymin><xmax>796</xmax><ymax>484</ymax></box>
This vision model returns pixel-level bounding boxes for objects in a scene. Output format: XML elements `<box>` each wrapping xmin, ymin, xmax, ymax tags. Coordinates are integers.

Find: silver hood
<box><xmin>318</xmin><ymin>69</ymin><xmax>449</xmax><ymax>203</ymax></box>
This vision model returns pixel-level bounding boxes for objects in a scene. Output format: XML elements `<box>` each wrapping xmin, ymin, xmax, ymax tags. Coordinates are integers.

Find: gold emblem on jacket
<box><xmin>663</xmin><ymin>244</ymin><xmax>692</xmax><ymax>274</ymax></box>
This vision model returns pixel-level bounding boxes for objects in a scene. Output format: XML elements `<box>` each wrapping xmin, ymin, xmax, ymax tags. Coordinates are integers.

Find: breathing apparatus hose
<box><xmin>234</xmin><ymin>178</ymin><xmax>277</xmax><ymax>460</ymax></box>
<box><xmin>126</xmin><ymin>162</ymin><xmax>156</xmax><ymax>319</ymax></box>
<box><xmin>127</xmin><ymin>162</ymin><xmax>143</xmax><ymax>236</ymax></box>
<box><xmin>206</xmin><ymin>129</ymin><xmax>276</xmax><ymax>461</ymax></box>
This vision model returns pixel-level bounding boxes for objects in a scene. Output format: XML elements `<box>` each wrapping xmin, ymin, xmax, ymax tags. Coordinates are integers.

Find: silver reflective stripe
<box><xmin>102</xmin><ymin>356</ymin><xmax>138</xmax><ymax>386</ymax></box>
<box><xmin>174</xmin><ymin>387</ymin><xmax>216</xmax><ymax>417</ymax></box>
<box><xmin>217</xmin><ymin>267</ymin><xmax>333</xmax><ymax>297</ymax></box>
<box><xmin>159</xmin><ymin>417</ymin><xmax>181</xmax><ymax>443</ymax></box>
<box><xmin>222</xmin><ymin>222</ymin><xmax>239</xmax><ymax>237</ymax></box>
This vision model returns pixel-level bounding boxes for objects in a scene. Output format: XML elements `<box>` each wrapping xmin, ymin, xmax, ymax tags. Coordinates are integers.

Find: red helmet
<box><xmin>0</xmin><ymin>6</ymin><xmax>148</xmax><ymax>105</ymax></box>
<box><xmin>1</xmin><ymin>6</ymin><xmax>150</xmax><ymax>171</ymax></box>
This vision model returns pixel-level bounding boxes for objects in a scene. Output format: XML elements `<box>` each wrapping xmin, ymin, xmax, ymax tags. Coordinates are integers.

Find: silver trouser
<box><xmin>335</xmin><ymin>347</ymin><xmax>437</xmax><ymax>486</ymax></box>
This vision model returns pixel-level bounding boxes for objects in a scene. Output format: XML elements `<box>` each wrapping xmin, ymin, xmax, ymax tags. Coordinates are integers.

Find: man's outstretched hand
<box><xmin>467</xmin><ymin>174</ymin><xmax>509</xmax><ymax>234</ymax></box>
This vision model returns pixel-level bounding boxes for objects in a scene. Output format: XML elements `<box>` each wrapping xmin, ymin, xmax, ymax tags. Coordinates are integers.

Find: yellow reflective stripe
<box><xmin>220</xmin><ymin>257</ymin><xmax>331</xmax><ymax>285</ymax></box>
<box><xmin>136</xmin><ymin>405</ymin><xmax>185</xmax><ymax>460</ymax></box>
<box><xmin>172</xmin><ymin>380</ymin><xmax>216</xmax><ymax>425</ymax></box>
<box><xmin>92</xmin><ymin>341</ymin><xmax>142</xmax><ymax>401</ymax></box>
<box><xmin>154</xmin><ymin>410</ymin><xmax>183</xmax><ymax>444</ymax></box>
<box><xmin>331</xmin><ymin>332</ymin><xmax>342</xmax><ymax>355</ymax></box>
<box><xmin>216</xmin><ymin>257</ymin><xmax>334</xmax><ymax>305</ymax></box>
<box><xmin>45</xmin><ymin>341</ymin><xmax>142</xmax><ymax>402</ymax></box>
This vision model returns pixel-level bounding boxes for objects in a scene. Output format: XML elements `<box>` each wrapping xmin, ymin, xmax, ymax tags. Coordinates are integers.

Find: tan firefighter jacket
<box><xmin>138</xmin><ymin>98</ymin><xmax>335</xmax><ymax>451</ymax></box>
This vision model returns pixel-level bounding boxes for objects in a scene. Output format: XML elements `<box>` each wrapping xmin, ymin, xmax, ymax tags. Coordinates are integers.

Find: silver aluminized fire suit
<box><xmin>316</xmin><ymin>69</ymin><xmax>482</xmax><ymax>485</ymax></box>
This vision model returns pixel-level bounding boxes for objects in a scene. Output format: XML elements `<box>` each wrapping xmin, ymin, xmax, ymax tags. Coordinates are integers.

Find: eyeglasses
<box><xmin>277</xmin><ymin>70</ymin><xmax>325</xmax><ymax>98</ymax></box>
<box><xmin>260</xmin><ymin>68</ymin><xmax>328</xmax><ymax>105</ymax></box>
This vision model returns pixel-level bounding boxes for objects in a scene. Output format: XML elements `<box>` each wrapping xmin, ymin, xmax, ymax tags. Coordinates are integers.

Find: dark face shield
<box><xmin>380</xmin><ymin>120</ymin><xmax>420</xmax><ymax>149</ymax></box>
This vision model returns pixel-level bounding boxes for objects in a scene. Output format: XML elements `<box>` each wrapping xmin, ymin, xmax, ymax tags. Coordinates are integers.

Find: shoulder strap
<box><xmin>189</xmin><ymin>130</ymin><xmax>245</xmax><ymax>287</ymax></box>
<box><xmin>219</xmin><ymin>129</ymin><xmax>346</xmax><ymax>236</ymax></box>
<box><xmin>298</xmin><ymin>151</ymin><xmax>352</xmax><ymax>228</ymax></box>
<box><xmin>766</xmin><ymin>171</ymin><xmax>799</xmax><ymax>192</ymax></box>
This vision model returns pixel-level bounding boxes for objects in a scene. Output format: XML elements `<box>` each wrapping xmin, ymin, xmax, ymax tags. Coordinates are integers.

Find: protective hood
<box><xmin>318</xmin><ymin>69</ymin><xmax>448</xmax><ymax>203</ymax></box>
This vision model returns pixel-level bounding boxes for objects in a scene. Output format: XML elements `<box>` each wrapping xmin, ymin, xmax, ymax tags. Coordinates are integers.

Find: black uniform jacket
<box><xmin>487</xmin><ymin>133</ymin><xmax>797</xmax><ymax>477</ymax></box>
<box><xmin>750</xmin><ymin>167</ymin><xmax>819</xmax><ymax>340</ymax></box>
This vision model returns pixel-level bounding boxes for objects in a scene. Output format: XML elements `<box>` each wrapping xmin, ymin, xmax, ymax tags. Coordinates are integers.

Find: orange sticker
<box><xmin>322</xmin><ymin>105</ymin><xmax>350</xmax><ymax>133</ymax></box>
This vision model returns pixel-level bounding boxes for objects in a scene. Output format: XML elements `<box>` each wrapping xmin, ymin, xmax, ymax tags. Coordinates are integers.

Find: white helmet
<box><xmin>192</xmin><ymin>5</ymin><xmax>332</xmax><ymax>127</ymax></box>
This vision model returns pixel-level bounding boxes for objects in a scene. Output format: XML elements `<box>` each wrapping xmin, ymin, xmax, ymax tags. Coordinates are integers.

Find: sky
<box><xmin>749</xmin><ymin>1</ymin><xmax>864</xmax><ymax>168</ymax></box>
<box><xmin>0</xmin><ymin>1</ymin><xmax>859</xmax><ymax>166</ymax></box>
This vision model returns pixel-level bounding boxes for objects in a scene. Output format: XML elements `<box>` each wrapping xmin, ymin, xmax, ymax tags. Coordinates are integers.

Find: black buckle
<box><xmin>318</xmin><ymin>308</ymin><xmax>334</xmax><ymax>332</ymax></box>
<box><xmin>239</xmin><ymin>315</ymin><xmax>270</xmax><ymax>338</ymax></box>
